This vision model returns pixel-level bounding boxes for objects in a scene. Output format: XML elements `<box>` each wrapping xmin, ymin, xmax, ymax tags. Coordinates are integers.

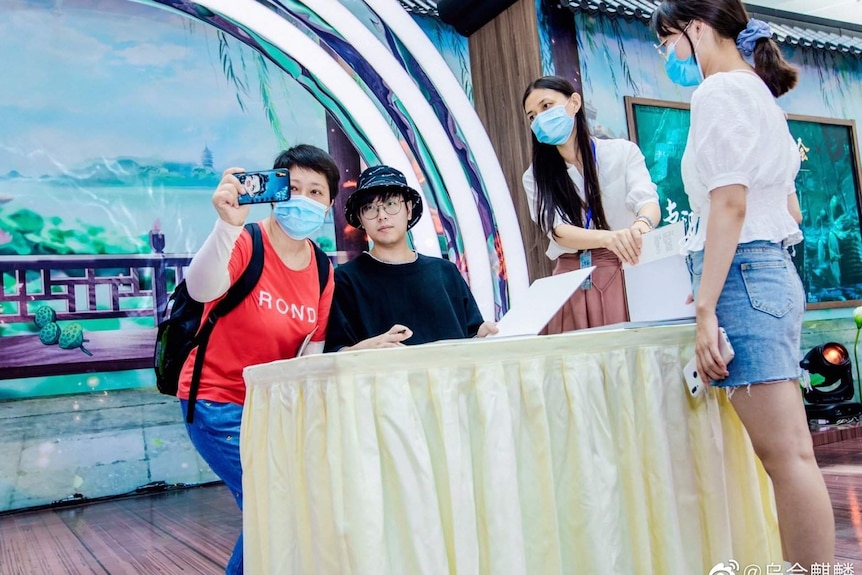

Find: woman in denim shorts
<box><xmin>654</xmin><ymin>0</ymin><xmax>835</xmax><ymax>566</ymax></box>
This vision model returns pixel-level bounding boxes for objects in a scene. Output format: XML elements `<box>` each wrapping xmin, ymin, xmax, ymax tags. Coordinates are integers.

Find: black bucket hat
<box><xmin>345</xmin><ymin>165</ymin><xmax>423</xmax><ymax>230</ymax></box>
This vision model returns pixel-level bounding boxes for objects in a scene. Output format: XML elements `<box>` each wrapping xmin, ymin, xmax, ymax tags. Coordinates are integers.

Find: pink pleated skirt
<box><xmin>543</xmin><ymin>248</ymin><xmax>629</xmax><ymax>334</ymax></box>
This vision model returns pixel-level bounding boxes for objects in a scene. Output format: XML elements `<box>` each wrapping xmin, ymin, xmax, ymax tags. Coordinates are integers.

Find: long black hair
<box><xmin>522</xmin><ymin>76</ymin><xmax>609</xmax><ymax>236</ymax></box>
<box><xmin>650</xmin><ymin>0</ymin><xmax>797</xmax><ymax>97</ymax></box>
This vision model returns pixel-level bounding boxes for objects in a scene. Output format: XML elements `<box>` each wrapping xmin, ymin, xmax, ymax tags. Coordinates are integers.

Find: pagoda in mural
<box><xmin>201</xmin><ymin>144</ymin><xmax>213</xmax><ymax>169</ymax></box>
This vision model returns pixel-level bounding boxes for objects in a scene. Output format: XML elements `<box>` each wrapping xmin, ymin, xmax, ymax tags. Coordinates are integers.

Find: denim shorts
<box><xmin>687</xmin><ymin>241</ymin><xmax>804</xmax><ymax>388</ymax></box>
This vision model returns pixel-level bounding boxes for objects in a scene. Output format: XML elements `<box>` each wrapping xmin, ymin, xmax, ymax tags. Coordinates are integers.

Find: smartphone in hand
<box><xmin>683</xmin><ymin>327</ymin><xmax>735</xmax><ymax>398</ymax></box>
<box><xmin>236</xmin><ymin>169</ymin><xmax>291</xmax><ymax>205</ymax></box>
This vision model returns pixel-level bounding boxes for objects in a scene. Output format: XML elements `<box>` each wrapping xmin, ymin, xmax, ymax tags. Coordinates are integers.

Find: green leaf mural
<box><xmin>255</xmin><ymin>52</ymin><xmax>289</xmax><ymax>150</ymax></box>
<box><xmin>0</xmin><ymin>207</ymin><xmax>148</xmax><ymax>256</ymax></box>
<box><xmin>218</xmin><ymin>30</ymin><xmax>250</xmax><ymax>113</ymax></box>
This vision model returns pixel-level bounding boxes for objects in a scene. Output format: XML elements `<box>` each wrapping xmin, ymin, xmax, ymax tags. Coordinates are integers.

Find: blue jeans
<box><xmin>181</xmin><ymin>399</ymin><xmax>244</xmax><ymax>575</ymax></box>
<box><xmin>687</xmin><ymin>241</ymin><xmax>804</xmax><ymax>387</ymax></box>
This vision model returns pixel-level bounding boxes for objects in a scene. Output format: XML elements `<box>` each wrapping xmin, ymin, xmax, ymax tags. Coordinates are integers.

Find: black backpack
<box><xmin>154</xmin><ymin>222</ymin><xmax>330</xmax><ymax>423</ymax></box>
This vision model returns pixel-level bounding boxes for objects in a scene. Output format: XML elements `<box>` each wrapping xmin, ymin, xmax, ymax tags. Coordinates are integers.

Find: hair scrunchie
<box><xmin>736</xmin><ymin>18</ymin><xmax>772</xmax><ymax>56</ymax></box>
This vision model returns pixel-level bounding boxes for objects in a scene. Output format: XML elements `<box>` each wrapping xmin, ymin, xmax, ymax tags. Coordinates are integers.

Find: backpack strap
<box><xmin>186</xmin><ymin>223</ymin><xmax>264</xmax><ymax>423</ymax></box>
<box><xmin>311</xmin><ymin>241</ymin><xmax>330</xmax><ymax>297</ymax></box>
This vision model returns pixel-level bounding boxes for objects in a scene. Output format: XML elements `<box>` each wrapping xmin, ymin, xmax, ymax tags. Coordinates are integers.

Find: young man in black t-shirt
<box><xmin>324</xmin><ymin>165</ymin><xmax>496</xmax><ymax>352</ymax></box>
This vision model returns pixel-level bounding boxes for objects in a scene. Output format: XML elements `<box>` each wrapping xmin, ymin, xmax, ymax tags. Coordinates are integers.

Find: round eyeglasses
<box><xmin>654</xmin><ymin>20</ymin><xmax>692</xmax><ymax>61</ymax></box>
<box><xmin>360</xmin><ymin>198</ymin><xmax>404</xmax><ymax>220</ymax></box>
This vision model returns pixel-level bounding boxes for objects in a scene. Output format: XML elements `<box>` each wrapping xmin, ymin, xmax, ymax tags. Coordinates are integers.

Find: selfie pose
<box><xmin>521</xmin><ymin>75</ymin><xmax>660</xmax><ymax>332</ymax></box>
<box><xmin>324</xmin><ymin>164</ymin><xmax>496</xmax><ymax>351</ymax></box>
<box><xmin>652</xmin><ymin>0</ymin><xmax>834</xmax><ymax>565</ymax></box>
<box><xmin>177</xmin><ymin>144</ymin><xmax>339</xmax><ymax>574</ymax></box>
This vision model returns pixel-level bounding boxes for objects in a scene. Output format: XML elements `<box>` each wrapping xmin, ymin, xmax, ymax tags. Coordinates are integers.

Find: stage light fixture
<box><xmin>799</xmin><ymin>342</ymin><xmax>862</xmax><ymax>424</ymax></box>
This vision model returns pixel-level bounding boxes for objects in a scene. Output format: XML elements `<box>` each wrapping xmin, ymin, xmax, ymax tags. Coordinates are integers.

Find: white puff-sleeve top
<box><xmin>680</xmin><ymin>70</ymin><xmax>802</xmax><ymax>253</ymax></box>
<box><xmin>522</xmin><ymin>138</ymin><xmax>659</xmax><ymax>260</ymax></box>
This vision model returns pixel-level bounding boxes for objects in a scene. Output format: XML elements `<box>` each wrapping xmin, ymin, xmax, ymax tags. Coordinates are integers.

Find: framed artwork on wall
<box><xmin>624</xmin><ymin>96</ymin><xmax>862</xmax><ymax>309</ymax></box>
<box><xmin>624</xmin><ymin>97</ymin><xmax>692</xmax><ymax>230</ymax></box>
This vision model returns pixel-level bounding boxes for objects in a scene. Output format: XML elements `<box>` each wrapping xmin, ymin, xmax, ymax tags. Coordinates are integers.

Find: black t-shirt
<box><xmin>324</xmin><ymin>253</ymin><xmax>484</xmax><ymax>352</ymax></box>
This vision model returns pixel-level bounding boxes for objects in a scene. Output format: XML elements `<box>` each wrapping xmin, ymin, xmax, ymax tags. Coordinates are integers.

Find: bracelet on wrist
<box><xmin>633</xmin><ymin>215</ymin><xmax>655</xmax><ymax>231</ymax></box>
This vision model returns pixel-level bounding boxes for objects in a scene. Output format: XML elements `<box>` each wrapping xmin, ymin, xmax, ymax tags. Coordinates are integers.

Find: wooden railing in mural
<box><xmin>0</xmin><ymin>254</ymin><xmax>193</xmax><ymax>380</ymax></box>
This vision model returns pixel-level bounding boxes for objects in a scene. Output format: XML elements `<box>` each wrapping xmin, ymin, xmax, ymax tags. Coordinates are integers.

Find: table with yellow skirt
<box><xmin>241</xmin><ymin>324</ymin><xmax>782</xmax><ymax>575</ymax></box>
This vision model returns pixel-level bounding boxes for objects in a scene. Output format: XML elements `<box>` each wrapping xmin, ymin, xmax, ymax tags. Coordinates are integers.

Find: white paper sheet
<box><xmin>296</xmin><ymin>326</ymin><xmax>318</xmax><ymax>356</ymax></box>
<box><xmin>622</xmin><ymin>222</ymin><xmax>694</xmax><ymax>322</ymax></box>
<box><xmin>623</xmin><ymin>221</ymin><xmax>686</xmax><ymax>269</ymax></box>
<box><xmin>490</xmin><ymin>267</ymin><xmax>595</xmax><ymax>338</ymax></box>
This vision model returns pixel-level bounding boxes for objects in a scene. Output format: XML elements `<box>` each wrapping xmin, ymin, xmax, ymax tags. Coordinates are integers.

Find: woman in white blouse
<box><xmin>522</xmin><ymin>76</ymin><xmax>660</xmax><ymax>332</ymax></box>
<box><xmin>653</xmin><ymin>0</ymin><xmax>834</xmax><ymax>565</ymax></box>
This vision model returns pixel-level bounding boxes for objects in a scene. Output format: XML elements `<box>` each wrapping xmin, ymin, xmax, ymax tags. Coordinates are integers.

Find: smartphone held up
<box><xmin>683</xmin><ymin>327</ymin><xmax>735</xmax><ymax>398</ymax></box>
<box><xmin>236</xmin><ymin>169</ymin><xmax>291</xmax><ymax>205</ymax></box>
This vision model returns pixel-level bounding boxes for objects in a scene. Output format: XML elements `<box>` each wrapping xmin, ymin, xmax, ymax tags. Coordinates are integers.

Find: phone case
<box><xmin>236</xmin><ymin>169</ymin><xmax>291</xmax><ymax>205</ymax></box>
<box><xmin>683</xmin><ymin>328</ymin><xmax>735</xmax><ymax>398</ymax></box>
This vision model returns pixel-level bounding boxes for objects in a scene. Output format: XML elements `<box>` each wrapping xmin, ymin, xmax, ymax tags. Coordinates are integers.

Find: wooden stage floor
<box><xmin>1</xmin><ymin>438</ymin><xmax>860</xmax><ymax>574</ymax></box>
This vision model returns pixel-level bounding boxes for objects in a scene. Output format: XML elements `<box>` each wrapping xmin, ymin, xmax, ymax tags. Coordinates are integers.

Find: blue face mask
<box><xmin>273</xmin><ymin>195</ymin><xmax>327</xmax><ymax>240</ymax></box>
<box><xmin>531</xmin><ymin>105</ymin><xmax>575</xmax><ymax>146</ymax></box>
<box><xmin>662</xmin><ymin>27</ymin><xmax>704</xmax><ymax>88</ymax></box>
<box><xmin>665</xmin><ymin>50</ymin><xmax>703</xmax><ymax>87</ymax></box>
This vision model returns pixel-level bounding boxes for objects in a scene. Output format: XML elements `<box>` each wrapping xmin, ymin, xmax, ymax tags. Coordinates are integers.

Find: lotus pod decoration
<box><xmin>38</xmin><ymin>322</ymin><xmax>61</xmax><ymax>345</ymax></box>
<box><xmin>34</xmin><ymin>306</ymin><xmax>57</xmax><ymax>328</ymax></box>
<box><xmin>58</xmin><ymin>323</ymin><xmax>93</xmax><ymax>356</ymax></box>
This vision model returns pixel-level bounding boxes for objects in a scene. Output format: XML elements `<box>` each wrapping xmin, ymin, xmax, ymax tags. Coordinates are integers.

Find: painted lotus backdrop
<box><xmin>0</xmin><ymin>0</ymin><xmax>471</xmax><ymax>399</ymax></box>
<box><xmin>575</xmin><ymin>12</ymin><xmax>862</xmax><ymax>307</ymax></box>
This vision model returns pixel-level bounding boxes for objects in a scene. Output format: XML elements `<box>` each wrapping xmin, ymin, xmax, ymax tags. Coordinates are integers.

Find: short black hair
<box><xmin>273</xmin><ymin>144</ymin><xmax>341</xmax><ymax>200</ymax></box>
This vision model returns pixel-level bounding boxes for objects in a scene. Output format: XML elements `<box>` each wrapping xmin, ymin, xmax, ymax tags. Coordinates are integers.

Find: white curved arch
<box><xmin>193</xmin><ymin>0</ymin><xmax>443</xmax><ymax>261</ymax></box>
<box><xmin>362</xmin><ymin>0</ymin><xmax>530</xmax><ymax>307</ymax></box>
<box><xmin>295</xmin><ymin>0</ymin><xmax>494</xmax><ymax>318</ymax></box>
